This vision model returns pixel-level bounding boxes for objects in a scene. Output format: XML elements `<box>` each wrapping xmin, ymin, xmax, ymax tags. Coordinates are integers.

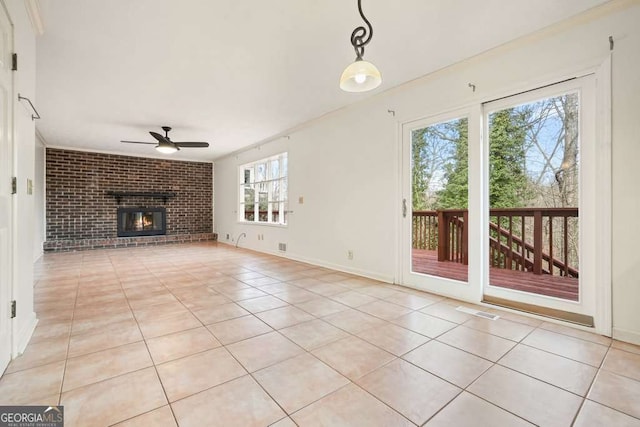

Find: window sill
<box><xmin>237</xmin><ymin>221</ymin><xmax>288</xmax><ymax>229</ymax></box>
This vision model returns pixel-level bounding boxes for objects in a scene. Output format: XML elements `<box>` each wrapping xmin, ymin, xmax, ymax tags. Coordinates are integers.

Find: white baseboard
<box><xmin>612</xmin><ymin>327</ymin><xmax>640</xmax><ymax>346</ymax></box>
<box><xmin>33</xmin><ymin>249</ymin><xmax>44</xmax><ymax>263</ymax></box>
<box><xmin>283</xmin><ymin>252</ymin><xmax>394</xmax><ymax>284</ymax></box>
<box><xmin>219</xmin><ymin>242</ymin><xmax>394</xmax><ymax>284</ymax></box>
<box><xmin>13</xmin><ymin>312</ymin><xmax>38</xmax><ymax>357</ymax></box>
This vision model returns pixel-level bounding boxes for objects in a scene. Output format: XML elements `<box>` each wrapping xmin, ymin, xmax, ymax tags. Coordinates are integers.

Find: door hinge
<box><xmin>10</xmin><ymin>300</ymin><xmax>16</xmax><ymax>318</ymax></box>
<box><xmin>402</xmin><ymin>198</ymin><xmax>407</xmax><ymax>218</ymax></box>
<box><xmin>11</xmin><ymin>177</ymin><xmax>17</xmax><ymax>194</ymax></box>
<box><xmin>11</xmin><ymin>53</ymin><xmax>17</xmax><ymax>71</ymax></box>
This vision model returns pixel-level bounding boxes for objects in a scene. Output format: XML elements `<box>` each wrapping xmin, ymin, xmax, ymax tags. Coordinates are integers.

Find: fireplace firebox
<box><xmin>117</xmin><ymin>207</ymin><xmax>166</xmax><ymax>237</ymax></box>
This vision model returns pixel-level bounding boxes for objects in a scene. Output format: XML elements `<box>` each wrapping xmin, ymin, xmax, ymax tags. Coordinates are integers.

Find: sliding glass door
<box><xmin>401</xmin><ymin>110</ymin><xmax>477</xmax><ymax>301</ymax></box>
<box><xmin>402</xmin><ymin>76</ymin><xmax>603</xmax><ymax>325</ymax></box>
<box><xmin>482</xmin><ymin>77</ymin><xmax>597</xmax><ymax>321</ymax></box>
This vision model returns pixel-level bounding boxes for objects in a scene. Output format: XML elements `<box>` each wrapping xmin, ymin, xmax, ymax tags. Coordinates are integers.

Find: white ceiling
<box><xmin>35</xmin><ymin>0</ymin><xmax>609</xmax><ymax>161</ymax></box>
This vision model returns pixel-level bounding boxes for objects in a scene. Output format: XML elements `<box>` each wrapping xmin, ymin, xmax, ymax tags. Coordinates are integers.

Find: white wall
<box><xmin>6</xmin><ymin>0</ymin><xmax>38</xmax><ymax>355</ymax></box>
<box><xmin>610</xmin><ymin>14</ymin><xmax>640</xmax><ymax>345</ymax></box>
<box><xmin>214</xmin><ymin>106</ymin><xmax>397</xmax><ymax>281</ymax></box>
<box><xmin>215</xmin><ymin>1</ymin><xmax>640</xmax><ymax>343</ymax></box>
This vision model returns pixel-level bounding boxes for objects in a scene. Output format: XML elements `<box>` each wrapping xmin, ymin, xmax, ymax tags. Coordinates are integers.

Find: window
<box><xmin>239</xmin><ymin>153</ymin><xmax>288</xmax><ymax>225</ymax></box>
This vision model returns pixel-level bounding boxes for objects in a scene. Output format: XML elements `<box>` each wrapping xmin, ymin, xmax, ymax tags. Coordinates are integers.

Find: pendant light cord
<box><xmin>350</xmin><ymin>0</ymin><xmax>373</xmax><ymax>60</ymax></box>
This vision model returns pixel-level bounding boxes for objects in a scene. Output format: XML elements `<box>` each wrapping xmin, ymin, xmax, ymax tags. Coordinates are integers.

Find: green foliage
<box><xmin>412</xmin><ymin>109</ymin><xmax>533</xmax><ymax>211</ymax></box>
<box><xmin>487</xmin><ymin>108</ymin><xmax>531</xmax><ymax>208</ymax></box>
<box><xmin>435</xmin><ymin>119</ymin><xmax>468</xmax><ymax>209</ymax></box>
<box><xmin>411</xmin><ymin>120</ymin><xmax>461</xmax><ymax>210</ymax></box>
<box><xmin>411</xmin><ymin>128</ymin><xmax>429</xmax><ymax>210</ymax></box>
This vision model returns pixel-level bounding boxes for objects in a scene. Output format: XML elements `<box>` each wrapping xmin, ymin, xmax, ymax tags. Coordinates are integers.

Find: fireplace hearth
<box><xmin>117</xmin><ymin>207</ymin><xmax>166</xmax><ymax>237</ymax></box>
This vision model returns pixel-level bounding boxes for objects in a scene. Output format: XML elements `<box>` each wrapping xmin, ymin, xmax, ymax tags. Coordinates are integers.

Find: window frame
<box><xmin>238</xmin><ymin>152</ymin><xmax>288</xmax><ymax>226</ymax></box>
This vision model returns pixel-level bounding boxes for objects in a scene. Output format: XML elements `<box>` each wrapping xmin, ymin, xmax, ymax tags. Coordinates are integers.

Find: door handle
<box><xmin>402</xmin><ymin>199</ymin><xmax>407</xmax><ymax>218</ymax></box>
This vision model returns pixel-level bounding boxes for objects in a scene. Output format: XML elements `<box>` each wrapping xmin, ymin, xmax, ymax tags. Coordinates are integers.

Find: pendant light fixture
<box><xmin>340</xmin><ymin>0</ymin><xmax>382</xmax><ymax>92</ymax></box>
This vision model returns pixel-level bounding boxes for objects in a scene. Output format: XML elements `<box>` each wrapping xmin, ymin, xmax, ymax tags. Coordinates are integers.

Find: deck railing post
<box><xmin>533</xmin><ymin>210</ymin><xmax>543</xmax><ymax>275</ymax></box>
<box><xmin>462</xmin><ymin>210</ymin><xmax>469</xmax><ymax>265</ymax></box>
<box><xmin>437</xmin><ymin>210</ymin><xmax>449</xmax><ymax>262</ymax></box>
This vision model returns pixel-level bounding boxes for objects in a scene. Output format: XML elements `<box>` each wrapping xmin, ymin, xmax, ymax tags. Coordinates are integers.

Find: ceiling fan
<box><xmin>121</xmin><ymin>126</ymin><xmax>210</xmax><ymax>154</ymax></box>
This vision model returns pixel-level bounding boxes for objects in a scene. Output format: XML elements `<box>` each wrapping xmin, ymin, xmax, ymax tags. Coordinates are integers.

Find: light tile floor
<box><xmin>1</xmin><ymin>242</ymin><xmax>639</xmax><ymax>426</ymax></box>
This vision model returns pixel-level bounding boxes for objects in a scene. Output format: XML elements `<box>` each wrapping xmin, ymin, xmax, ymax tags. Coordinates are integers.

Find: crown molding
<box><xmin>46</xmin><ymin>144</ymin><xmax>214</xmax><ymax>164</ymax></box>
<box><xmin>25</xmin><ymin>0</ymin><xmax>44</xmax><ymax>35</ymax></box>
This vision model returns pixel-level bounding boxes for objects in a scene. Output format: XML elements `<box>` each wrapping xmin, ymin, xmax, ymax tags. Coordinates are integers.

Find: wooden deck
<box><xmin>412</xmin><ymin>249</ymin><xmax>579</xmax><ymax>301</ymax></box>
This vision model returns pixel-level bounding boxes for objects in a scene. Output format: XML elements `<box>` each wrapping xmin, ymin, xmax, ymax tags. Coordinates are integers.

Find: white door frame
<box><xmin>399</xmin><ymin>107</ymin><xmax>481</xmax><ymax>303</ymax></box>
<box><xmin>0</xmin><ymin>0</ymin><xmax>14</xmax><ymax>373</ymax></box>
<box><xmin>481</xmin><ymin>78</ymin><xmax>594</xmax><ymax>310</ymax></box>
<box><xmin>481</xmin><ymin>74</ymin><xmax>610</xmax><ymax>335</ymax></box>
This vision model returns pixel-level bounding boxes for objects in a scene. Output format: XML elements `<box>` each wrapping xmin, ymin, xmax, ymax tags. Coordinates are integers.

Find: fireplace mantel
<box><xmin>106</xmin><ymin>191</ymin><xmax>176</xmax><ymax>204</ymax></box>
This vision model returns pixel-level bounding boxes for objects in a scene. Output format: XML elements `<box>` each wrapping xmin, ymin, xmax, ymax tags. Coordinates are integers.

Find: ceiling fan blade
<box><xmin>149</xmin><ymin>131</ymin><xmax>169</xmax><ymax>143</ymax></box>
<box><xmin>121</xmin><ymin>140</ymin><xmax>157</xmax><ymax>145</ymax></box>
<box><xmin>174</xmin><ymin>142</ymin><xmax>210</xmax><ymax>148</ymax></box>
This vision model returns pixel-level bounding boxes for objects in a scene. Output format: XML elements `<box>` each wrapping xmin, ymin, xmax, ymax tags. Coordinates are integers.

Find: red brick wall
<box><xmin>46</xmin><ymin>148</ymin><xmax>213</xmax><ymax>241</ymax></box>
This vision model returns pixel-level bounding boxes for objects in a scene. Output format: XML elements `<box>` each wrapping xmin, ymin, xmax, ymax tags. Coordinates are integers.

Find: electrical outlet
<box><xmin>347</xmin><ymin>250</ymin><xmax>353</xmax><ymax>260</ymax></box>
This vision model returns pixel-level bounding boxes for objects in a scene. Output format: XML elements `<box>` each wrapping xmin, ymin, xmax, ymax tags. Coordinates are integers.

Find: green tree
<box><xmin>412</xmin><ymin>121</ymin><xmax>461</xmax><ymax>210</ymax></box>
<box><xmin>412</xmin><ymin>110</ymin><xmax>531</xmax><ymax>211</ymax></box>
<box><xmin>487</xmin><ymin>108</ymin><xmax>531</xmax><ymax>208</ymax></box>
<box><xmin>435</xmin><ymin>118</ymin><xmax>468</xmax><ymax>209</ymax></box>
<box><xmin>411</xmin><ymin>128</ymin><xmax>429</xmax><ymax>210</ymax></box>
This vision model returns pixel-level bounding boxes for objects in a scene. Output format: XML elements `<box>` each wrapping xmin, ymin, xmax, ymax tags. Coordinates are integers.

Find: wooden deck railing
<box><xmin>412</xmin><ymin>211</ymin><xmax>438</xmax><ymax>250</ymax></box>
<box><xmin>438</xmin><ymin>210</ymin><xmax>468</xmax><ymax>265</ymax></box>
<box><xmin>412</xmin><ymin>208</ymin><xmax>579</xmax><ymax>278</ymax></box>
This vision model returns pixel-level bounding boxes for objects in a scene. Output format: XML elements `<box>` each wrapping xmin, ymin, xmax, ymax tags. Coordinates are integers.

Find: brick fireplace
<box><xmin>44</xmin><ymin>148</ymin><xmax>216</xmax><ymax>251</ymax></box>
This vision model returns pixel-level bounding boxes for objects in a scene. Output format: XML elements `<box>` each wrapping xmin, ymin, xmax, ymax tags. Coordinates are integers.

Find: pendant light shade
<box><xmin>340</xmin><ymin>0</ymin><xmax>381</xmax><ymax>93</ymax></box>
<box><xmin>340</xmin><ymin>59</ymin><xmax>382</xmax><ymax>92</ymax></box>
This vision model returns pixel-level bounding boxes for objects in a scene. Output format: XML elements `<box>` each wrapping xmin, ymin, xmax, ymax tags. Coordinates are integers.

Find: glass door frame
<box><xmin>480</xmin><ymin>76</ymin><xmax>603</xmax><ymax>324</ymax></box>
<box><xmin>400</xmin><ymin>107</ymin><xmax>482</xmax><ymax>302</ymax></box>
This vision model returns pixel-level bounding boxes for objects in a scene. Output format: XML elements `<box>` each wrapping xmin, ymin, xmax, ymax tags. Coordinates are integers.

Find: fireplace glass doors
<box><xmin>117</xmin><ymin>207</ymin><xmax>166</xmax><ymax>237</ymax></box>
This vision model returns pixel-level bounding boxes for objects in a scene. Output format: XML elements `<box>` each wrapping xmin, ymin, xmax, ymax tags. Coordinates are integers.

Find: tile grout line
<box><xmin>55</xmin><ymin>268</ymin><xmax>81</xmax><ymax>406</ymax></box>
<box><xmin>458</xmin><ymin>319</ymin><xmax>608</xmax><ymax>425</ymax></box>
<box><xmin>115</xmin><ymin>253</ymin><xmax>180</xmax><ymax>427</ymax></box>
<box><xmin>576</xmin><ymin>341</ymin><xmax>640</xmax><ymax>422</ymax></box>
<box><xmin>458</xmin><ymin>324</ymin><xmax>551</xmax><ymax>427</ymax></box>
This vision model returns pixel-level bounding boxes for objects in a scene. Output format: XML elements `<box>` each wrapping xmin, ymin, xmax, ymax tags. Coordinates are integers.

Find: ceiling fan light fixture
<box><xmin>340</xmin><ymin>0</ymin><xmax>381</xmax><ymax>93</ymax></box>
<box><xmin>340</xmin><ymin>59</ymin><xmax>382</xmax><ymax>92</ymax></box>
<box><xmin>155</xmin><ymin>142</ymin><xmax>177</xmax><ymax>154</ymax></box>
<box><xmin>121</xmin><ymin>127</ymin><xmax>209</xmax><ymax>153</ymax></box>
